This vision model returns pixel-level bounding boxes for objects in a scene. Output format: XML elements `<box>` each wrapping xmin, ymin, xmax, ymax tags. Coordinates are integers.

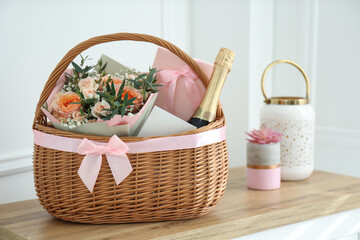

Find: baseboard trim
<box><xmin>0</xmin><ymin>152</ymin><xmax>33</xmax><ymax>177</ymax></box>
<box><xmin>315</xmin><ymin>126</ymin><xmax>360</xmax><ymax>148</ymax></box>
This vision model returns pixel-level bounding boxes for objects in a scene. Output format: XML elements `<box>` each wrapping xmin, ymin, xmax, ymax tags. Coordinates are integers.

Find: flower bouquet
<box><xmin>41</xmin><ymin>54</ymin><xmax>160</xmax><ymax>136</ymax></box>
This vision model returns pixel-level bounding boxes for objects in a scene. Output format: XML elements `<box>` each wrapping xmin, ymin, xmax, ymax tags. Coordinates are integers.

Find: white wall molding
<box><xmin>315</xmin><ymin>126</ymin><xmax>360</xmax><ymax>177</ymax></box>
<box><xmin>272</xmin><ymin>0</ymin><xmax>313</xmax><ymax>97</ymax></box>
<box><xmin>161</xmin><ymin>0</ymin><xmax>192</xmax><ymax>54</ymax></box>
<box><xmin>248</xmin><ymin>0</ymin><xmax>274</xmax><ymax>130</ymax></box>
<box><xmin>0</xmin><ymin>151</ymin><xmax>33</xmax><ymax>177</ymax></box>
<box><xmin>316</xmin><ymin>126</ymin><xmax>360</xmax><ymax>148</ymax></box>
<box><xmin>307</xmin><ymin>0</ymin><xmax>319</xmax><ymax>106</ymax></box>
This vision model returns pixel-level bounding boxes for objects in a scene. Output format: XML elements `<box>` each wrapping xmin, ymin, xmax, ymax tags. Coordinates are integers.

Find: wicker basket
<box><xmin>32</xmin><ymin>33</ymin><xmax>229</xmax><ymax>224</ymax></box>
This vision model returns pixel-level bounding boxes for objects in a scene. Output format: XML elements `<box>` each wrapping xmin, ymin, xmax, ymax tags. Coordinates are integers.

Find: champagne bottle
<box><xmin>188</xmin><ymin>48</ymin><xmax>235</xmax><ymax>128</ymax></box>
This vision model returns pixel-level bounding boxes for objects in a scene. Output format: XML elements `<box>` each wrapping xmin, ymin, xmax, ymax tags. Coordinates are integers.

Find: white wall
<box><xmin>268</xmin><ymin>0</ymin><xmax>360</xmax><ymax>177</ymax></box>
<box><xmin>191</xmin><ymin>0</ymin><xmax>251</xmax><ymax>169</ymax></box>
<box><xmin>314</xmin><ymin>0</ymin><xmax>360</xmax><ymax>177</ymax></box>
<box><xmin>0</xmin><ymin>0</ymin><xmax>187</xmax><ymax>204</ymax></box>
<box><xmin>1</xmin><ymin>0</ymin><xmax>359</xmax><ymax>204</ymax></box>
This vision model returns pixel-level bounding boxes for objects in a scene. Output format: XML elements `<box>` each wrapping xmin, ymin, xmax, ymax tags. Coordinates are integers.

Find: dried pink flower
<box><xmin>246</xmin><ymin>127</ymin><xmax>282</xmax><ymax>144</ymax></box>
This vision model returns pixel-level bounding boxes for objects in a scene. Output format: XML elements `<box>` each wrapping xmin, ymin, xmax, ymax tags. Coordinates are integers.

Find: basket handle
<box><xmin>33</xmin><ymin>33</ymin><xmax>210</xmax><ymax>128</ymax></box>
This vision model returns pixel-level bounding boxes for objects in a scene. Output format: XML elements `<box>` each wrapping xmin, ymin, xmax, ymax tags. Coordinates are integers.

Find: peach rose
<box><xmin>82</xmin><ymin>87</ymin><xmax>97</xmax><ymax>99</ymax></box>
<box><xmin>78</xmin><ymin>77</ymin><xmax>98</xmax><ymax>90</ymax></box>
<box><xmin>72</xmin><ymin>111</ymin><xmax>86</xmax><ymax>123</ymax></box>
<box><xmin>99</xmin><ymin>75</ymin><xmax>123</xmax><ymax>91</ymax></box>
<box><xmin>50</xmin><ymin>92</ymin><xmax>81</xmax><ymax>119</ymax></box>
<box><xmin>118</xmin><ymin>86</ymin><xmax>143</xmax><ymax>105</ymax></box>
<box><xmin>91</xmin><ymin>100</ymin><xmax>111</xmax><ymax>119</ymax></box>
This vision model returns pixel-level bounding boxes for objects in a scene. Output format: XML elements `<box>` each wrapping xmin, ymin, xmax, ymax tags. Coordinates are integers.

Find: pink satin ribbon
<box><xmin>157</xmin><ymin>65</ymin><xmax>202</xmax><ymax>112</ymax></box>
<box><xmin>77</xmin><ymin>136</ymin><xmax>132</xmax><ymax>192</ymax></box>
<box><xmin>33</xmin><ymin>126</ymin><xmax>226</xmax><ymax>192</ymax></box>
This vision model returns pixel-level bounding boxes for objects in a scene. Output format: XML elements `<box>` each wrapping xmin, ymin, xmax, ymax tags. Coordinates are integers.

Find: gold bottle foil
<box><xmin>192</xmin><ymin>48</ymin><xmax>235</xmax><ymax>122</ymax></box>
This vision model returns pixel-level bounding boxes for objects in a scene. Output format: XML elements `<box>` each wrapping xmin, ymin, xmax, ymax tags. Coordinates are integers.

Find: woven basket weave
<box><xmin>32</xmin><ymin>33</ymin><xmax>229</xmax><ymax>224</ymax></box>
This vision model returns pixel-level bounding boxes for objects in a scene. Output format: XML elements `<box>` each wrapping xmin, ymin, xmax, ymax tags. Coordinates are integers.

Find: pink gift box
<box><xmin>152</xmin><ymin>47</ymin><xmax>214</xmax><ymax>121</ymax></box>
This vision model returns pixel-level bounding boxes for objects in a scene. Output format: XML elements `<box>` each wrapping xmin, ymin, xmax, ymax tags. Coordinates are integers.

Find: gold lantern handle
<box><xmin>261</xmin><ymin>59</ymin><xmax>310</xmax><ymax>105</ymax></box>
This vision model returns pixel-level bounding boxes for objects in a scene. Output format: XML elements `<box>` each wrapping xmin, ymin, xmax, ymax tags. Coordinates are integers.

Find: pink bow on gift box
<box><xmin>156</xmin><ymin>65</ymin><xmax>200</xmax><ymax>115</ymax></box>
<box><xmin>77</xmin><ymin>135</ymin><xmax>132</xmax><ymax>192</ymax></box>
<box><xmin>153</xmin><ymin>48</ymin><xmax>214</xmax><ymax>121</ymax></box>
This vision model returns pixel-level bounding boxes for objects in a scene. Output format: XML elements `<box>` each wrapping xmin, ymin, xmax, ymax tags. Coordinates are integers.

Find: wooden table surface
<box><xmin>1</xmin><ymin>167</ymin><xmax>360</xmax><ymax>240</ymax></box>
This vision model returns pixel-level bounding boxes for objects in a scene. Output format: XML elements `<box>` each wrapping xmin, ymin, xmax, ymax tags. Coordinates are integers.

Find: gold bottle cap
<box><xmin>215</xmin><ymin>48</ymin><xmax>235</xmax><ymax>71</ymax></box>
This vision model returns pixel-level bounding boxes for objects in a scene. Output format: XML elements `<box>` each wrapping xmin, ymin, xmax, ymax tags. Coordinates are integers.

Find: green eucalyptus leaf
<box><xmin>106</xmin><ymin>82</ymin><xmax>111</xmax><ymax>93</ymax></box>
<box><xmin>111</xmin><ymin>80</ymin><xmax>116</xmax><ymax>96</ymax></box>
<box><xmin>102</xmin><ymin>115</ymin><xmax>112</xmax><ymax>120</ymax></box>
<box><xmin>123</xmin><ymin>92</ymin><xmax>128</xmax><ymax>102</ymax></box>
<box><xmin>147</xmin><ymin>69</ymin><xmax>155</xmax><ymax>83</ymax></box>
<box><xmin>127</xmin><ymin>79</ymin><xmax>141</xmax><ymax>89</ymax></box>
<box><xmin>106</xmin><ymin>75</ymin><xmax>112</xmax><ymax>84</ymax></box>
<box><xmin>117</xmin><ymin>80</ymin><xmax>126</xmax><ymax>97</ymax></box>
<box><xmin>72</xmin><ymin>62</ymin><xmax>83</xmax><ymax>73</ymax></box>
<box><xmin>86</xmin><ymin>99</ymin><xmax>97</xmax><ymax>103</ymax></box>
<box><xmin>101</xmin><ymin>62</ymin><xmax>108</xmax><ymax>72</ymax></box>
<box><xmin>136</xmin><ymin>73</ymin><xmax>147</xmax><ymax>79</ymax></box>
<box><xmin>120</xmin><ymin>104</ymin><xmax>126</xmax><ymax>117</ymax></box>
<box><xmin>83</xmin><ymin>65</ymin><xmax>94</xmax><ymax>73</ymax></box>
<box><xmin>128</xmin><ymin>96</ymin><xmax>136</xmax><ymax>102</ymax></box>
<box><xmin>96</xmin><ymin>91</ymin><xmax>106</xmax><ymax>98</ymax></box>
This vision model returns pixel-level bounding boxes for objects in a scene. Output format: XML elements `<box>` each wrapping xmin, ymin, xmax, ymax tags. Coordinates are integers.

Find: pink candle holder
<box><xmin>246</xmin><ymin>127</ymin><xmax>282</xmax><ymax>190</ymax></box>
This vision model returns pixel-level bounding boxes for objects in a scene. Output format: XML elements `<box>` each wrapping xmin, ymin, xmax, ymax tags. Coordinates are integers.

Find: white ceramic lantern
<box><xmin>260</xmin><ymin>60</ymin><xmax>315</xmax><ymax>181</ymax></box>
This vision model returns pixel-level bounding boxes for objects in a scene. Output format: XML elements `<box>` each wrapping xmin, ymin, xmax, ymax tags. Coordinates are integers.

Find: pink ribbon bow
<box><xmin>77</xmin><ymin>135</ymin><xmax>132</xmax><ymax>192</ymax></box>
<box><xmin>157</xmin><ymin>65</ymin><xmax>202</xmax><ymax>113</ymax></box>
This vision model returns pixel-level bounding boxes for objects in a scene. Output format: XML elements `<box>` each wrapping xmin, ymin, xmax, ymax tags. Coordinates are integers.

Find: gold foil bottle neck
<box><xmin>192</xmin><ymin>48</ymin><xmax>234</xmax><ymax>123</ymax></box>
<box><xmin>215</xmin><ymin>48</ymin><xmax>235</xmax><ymax>71</ymax></box>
